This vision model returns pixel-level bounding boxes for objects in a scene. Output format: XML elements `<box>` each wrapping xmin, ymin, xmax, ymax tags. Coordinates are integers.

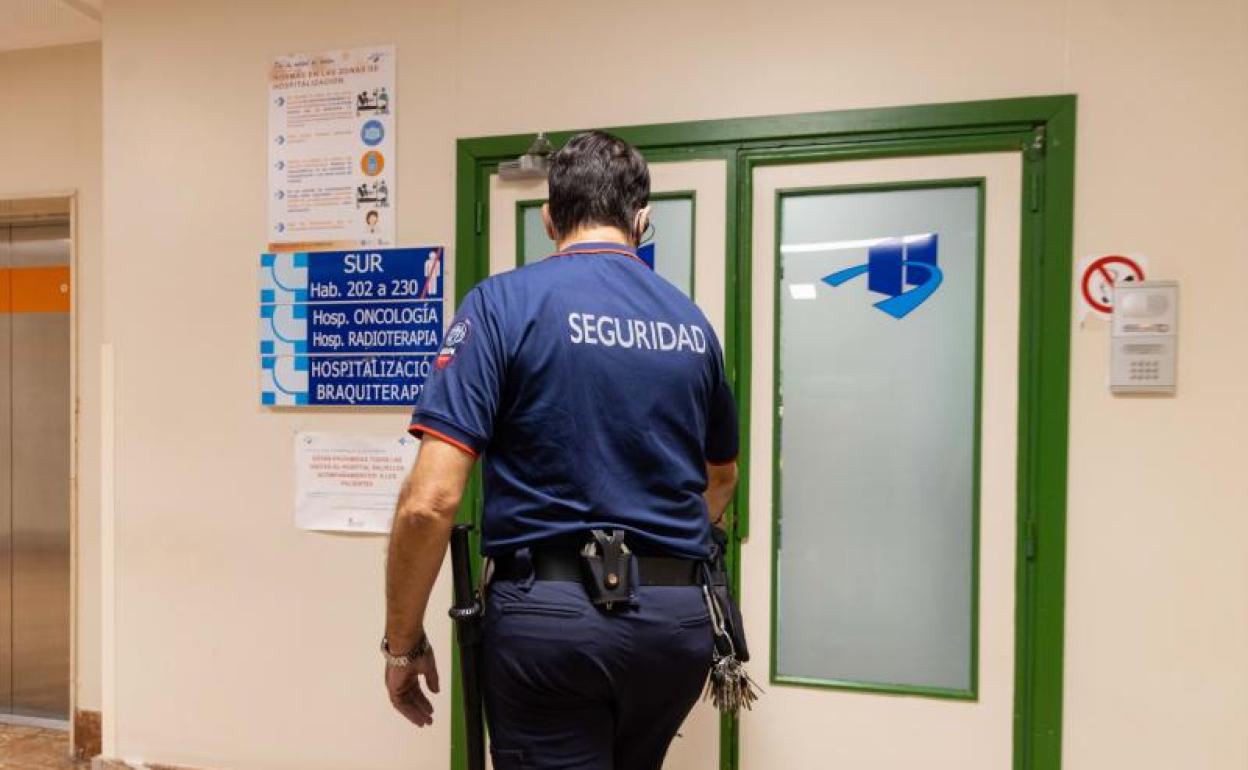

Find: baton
<box><xmin>448</xmin><ymin>524</ymin><xmax>485</xmax><ymax>770</ymax></box>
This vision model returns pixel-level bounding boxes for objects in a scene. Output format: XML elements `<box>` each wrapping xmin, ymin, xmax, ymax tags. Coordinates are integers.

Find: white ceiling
<box><xmin>0</xmin><ymin>0</ymin><xmax>101</xmax><ymax>53</ymax></box>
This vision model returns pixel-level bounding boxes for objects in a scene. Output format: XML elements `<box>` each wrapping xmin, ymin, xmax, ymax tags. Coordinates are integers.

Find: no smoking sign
<box><xmin>1077</xmin><ymin>253</ymin><xmax>1148</xmax><ymax>319</ymax></box>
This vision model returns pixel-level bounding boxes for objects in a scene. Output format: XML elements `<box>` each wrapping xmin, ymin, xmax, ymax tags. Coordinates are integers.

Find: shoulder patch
<box><xmin>436</xmin><ymin>318</ymin><xmax>472</xmax><ymax>369</ymax></box>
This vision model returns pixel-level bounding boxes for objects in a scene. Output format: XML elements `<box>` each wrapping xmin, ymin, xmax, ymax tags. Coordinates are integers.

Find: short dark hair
<box><xmin>547</xmin><ymin>131</ymin><xmax>649</xmax><ymax>238</ymax></box>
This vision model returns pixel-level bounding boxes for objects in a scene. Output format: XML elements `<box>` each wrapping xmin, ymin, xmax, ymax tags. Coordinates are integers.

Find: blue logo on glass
<box><xmin>822</xmin><ymin>233</ymin><xmax>941</xmax><ymax>319</ymax></box>
<box><xmin>637</xmin><ymin>242</ymin><xmax>656</xmax><ymax>270</ymax></box>
<box><xmin>360</xmin><ymin>120</ymin><xmax>385</xmax><ymax>146</ymax></box>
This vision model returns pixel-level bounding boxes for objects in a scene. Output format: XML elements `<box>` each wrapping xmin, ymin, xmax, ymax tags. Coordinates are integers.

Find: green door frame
<box><xmin>452</xmin><ymin>94</ymin><xmax>1075</xmax><ymax>770</ymax></box>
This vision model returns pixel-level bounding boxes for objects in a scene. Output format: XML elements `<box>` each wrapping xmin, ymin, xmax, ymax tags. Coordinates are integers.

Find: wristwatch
<box><xmin>381</xmin><ymin>634</ymin><xmax>430</xmax><ymax>667</ymax></box>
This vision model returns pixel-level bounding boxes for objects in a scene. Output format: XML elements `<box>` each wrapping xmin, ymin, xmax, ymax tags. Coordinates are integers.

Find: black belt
<box><xmin>492</xmin><ymin>549</ymin><xmax>703</xmax><ymax>586</ymax></box>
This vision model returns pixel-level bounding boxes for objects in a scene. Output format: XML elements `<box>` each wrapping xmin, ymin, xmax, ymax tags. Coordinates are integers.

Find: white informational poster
<box><xmin>294</xmin><ymin>431</ymin><xmax>417</xmax><ymax>533</ymax></box>
<box><xmin>268</xmin><ymin>45</ymin><xmax>396</xmax><ymax>251</ymax></box>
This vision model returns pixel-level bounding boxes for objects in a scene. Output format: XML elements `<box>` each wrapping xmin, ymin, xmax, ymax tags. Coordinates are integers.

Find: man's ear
<box><xmin>633</xmin><ymin>206</ymin><xmax>652</xmax><ymax>245</ymax></box>
<box><xmin>541</xmin><ymin>204</ymin><xmax>558</xmax><ymax>241</ymax></box>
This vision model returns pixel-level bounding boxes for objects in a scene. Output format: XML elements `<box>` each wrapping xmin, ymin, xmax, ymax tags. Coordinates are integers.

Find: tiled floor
<box><xmin>0</xmin><ymin>724</ymin><xmax>87</xmax><ymax>769</ymax></box>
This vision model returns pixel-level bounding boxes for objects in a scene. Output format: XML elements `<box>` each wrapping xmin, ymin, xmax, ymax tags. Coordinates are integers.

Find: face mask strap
<box><xmin>638</xmin><ymin>219</ymin><xmax>655</xmax><ymax>247</ymax></box>
<box><xmin>634</xmin><ymin>208</ymin><xmax>654</xmax><ymax>247</ymax></box>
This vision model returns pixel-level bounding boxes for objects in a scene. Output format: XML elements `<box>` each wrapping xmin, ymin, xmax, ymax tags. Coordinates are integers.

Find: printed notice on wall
<box><xmin>294</xmin><ymin>431</ymin><xmax>417</xmax><ymax>533</ymax></box>
<box><xmin>268</xmin><ymin>45</ymin><xmax>396</xmax><ymax>252</ymax></box>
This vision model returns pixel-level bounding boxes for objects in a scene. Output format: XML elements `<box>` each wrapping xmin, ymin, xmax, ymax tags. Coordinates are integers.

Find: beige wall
<box><xmin>0</xmin><ymin>42</ymin><xmax>104</xmax><ymax>713</ymax></box>
<box><xmin>98</xmin><ymin>0</ymin><xmax>1247</xmax><ymax>769</ymax></box>
<box><xmin>1061</xmin><ymin>6</ymin><xmax>1247</xmax><ymax>769</ymax></box>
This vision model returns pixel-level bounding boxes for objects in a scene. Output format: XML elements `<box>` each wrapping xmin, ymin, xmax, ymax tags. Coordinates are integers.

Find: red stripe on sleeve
<box><xmin>408</xmin><ymin>423</ymin><xmax>479</xmax><ymax>459</ymax></box>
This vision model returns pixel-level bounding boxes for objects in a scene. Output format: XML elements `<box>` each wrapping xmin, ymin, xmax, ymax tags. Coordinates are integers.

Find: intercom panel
<box><xmin>1110</xmin><ymin>280</ymin><xmax>1178</xmax><ymax>395</ymax></box>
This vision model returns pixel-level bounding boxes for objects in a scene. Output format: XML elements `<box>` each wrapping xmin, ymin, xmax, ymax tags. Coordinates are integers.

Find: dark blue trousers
<box><xmin>482</xmin><ymin>562</ymin><xmax>713</xmax><ymax>769</ymax></box>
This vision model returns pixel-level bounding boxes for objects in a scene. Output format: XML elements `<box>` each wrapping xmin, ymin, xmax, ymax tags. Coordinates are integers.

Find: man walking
<box><xmin>383</xmin><ymin>131</ymin><xmax>739</xmax><ymax>769</ymax></box>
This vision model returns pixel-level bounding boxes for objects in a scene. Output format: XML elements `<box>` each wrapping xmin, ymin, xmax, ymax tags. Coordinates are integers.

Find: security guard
<box><xmin>383</xmin><ymin>131</ymin><xmax>740</xmax><ymax>769</ymax></box>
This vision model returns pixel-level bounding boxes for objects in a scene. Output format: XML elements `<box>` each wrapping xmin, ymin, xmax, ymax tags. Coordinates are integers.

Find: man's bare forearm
<box><xmin>385</xmin><ymin>439</ymin><xmax>474</xmax><ymax>652</ymax></box>
<box><xmin>385</xmin><ymin>492</ymin><xmax>454</xmax><ymax>651</ymax></box>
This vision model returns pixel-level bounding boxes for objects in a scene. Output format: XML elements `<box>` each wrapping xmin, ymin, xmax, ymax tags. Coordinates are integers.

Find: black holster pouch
<box><xmin>579</xmin><ymin>529</ymin><xmax>638</xmax><ymax>610</ymax></box>
<box><xmin>706</xmin><ymin>527</ymin><xmax>750</xmax><ymax>662</ymax></box>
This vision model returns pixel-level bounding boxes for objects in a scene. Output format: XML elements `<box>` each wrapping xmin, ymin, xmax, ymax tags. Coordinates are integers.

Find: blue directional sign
<box><xmin>259</xmin><ymin>301</ymin><xmax>442</xmax><ymax>356</ymax></box>
<box><xmin>259</xmin><ymin>247</ymin><xmax>444</xmax><ymax>407</ymax></box>
<box><xmin>261</xmin><ymin>354</ymin><xmax>435</xmax><ymax>407</ymax></box>
<box><xmin>260</xmin><ymin>247</ymin><xmax>442</xmax><ymax>304</ymax></box>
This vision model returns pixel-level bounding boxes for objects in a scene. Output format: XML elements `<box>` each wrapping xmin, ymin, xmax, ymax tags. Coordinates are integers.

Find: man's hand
<box><xmin>384</xmin><ymin>436</ymin><xmax>474</xmax><ymax>726</ymax></box>
<box><xmin>385</xmin><ymin>648</ymin><xmax>440</xmax><ymax>727</ymax></box>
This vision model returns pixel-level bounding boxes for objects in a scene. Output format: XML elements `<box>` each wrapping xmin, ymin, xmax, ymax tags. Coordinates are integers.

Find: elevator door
<box><xmin>0</xmin><ymin>217</ymin><xmax>72</xmax><ymax>721</ymax></box>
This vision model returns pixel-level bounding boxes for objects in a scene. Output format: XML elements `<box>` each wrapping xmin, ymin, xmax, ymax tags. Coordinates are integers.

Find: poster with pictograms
<box><xmin>268</xmin><ymin>45</ymin><xmax>396</xmax><ymax>252</ymax></box>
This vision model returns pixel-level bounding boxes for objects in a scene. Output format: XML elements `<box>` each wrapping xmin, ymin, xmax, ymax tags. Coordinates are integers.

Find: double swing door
<box><xmin>465</xmin><ymin>103</ymin><xmax>1070</xmax><ymax>770</ymax></box>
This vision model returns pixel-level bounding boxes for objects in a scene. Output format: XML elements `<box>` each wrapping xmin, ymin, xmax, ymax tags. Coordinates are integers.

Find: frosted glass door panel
<box><xmin>519</xmin><ymin>197</ymin><xmax>694</xmax><ymax>296</ymax></box>
<box><xmin>645</xmin><ymin>197</ymin><xmax>693</xmax><ymax>294</ymax></box>
<box><xmin>775</xmin><ymin>184</ymin><xmax>981</xmax><ymax>693</ymax></box>
<box><xmin>520</xmin><ymin>205</ymin><xmax>554</xmax><ymax>265</ymax></box>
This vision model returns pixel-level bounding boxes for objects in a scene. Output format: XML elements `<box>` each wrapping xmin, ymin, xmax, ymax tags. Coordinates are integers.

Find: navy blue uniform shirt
<box><xmin>409</xmin><ymin>242</ymin><xmax>738</xmax><ymax>559</ymax></box>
